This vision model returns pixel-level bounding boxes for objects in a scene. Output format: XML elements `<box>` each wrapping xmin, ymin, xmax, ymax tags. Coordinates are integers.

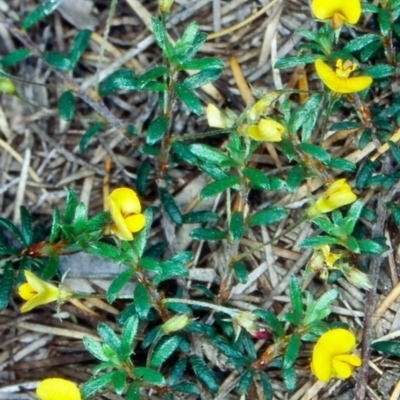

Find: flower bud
<box><xmin>161</xmin><ymin>314</ymin><xmax>189</xmax><ymax>334</ymax></box>
<box><xmin>159</xmin><ymin>0</ymin><xmax>174</xmax><ymax>13</ymax></box>
<box><xmin>0</xmin><ymin>77</ymin><xmax>16</xmax><ymax>95</ymax></box>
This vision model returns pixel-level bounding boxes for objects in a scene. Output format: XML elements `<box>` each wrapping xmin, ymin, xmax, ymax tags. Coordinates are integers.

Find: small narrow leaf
<box><xmin>147</xmin><ymin>116</ymin><xmax>168</xmax><ymax>145</ymax></box>
<box><xmin>247</xmin><ymin>207</ymin><xmax>288</xmax><ymax>227</ymax></box>
<box><xmin>58</xmin><ymin>90</ymin><xmax>75</xmax><ymax>121</ymax></box>
<box><xmin>160</xmin><ymin>188</ymin><xmax>182</xmax><ymax>225</ymax></box>
<box><xmin>200</xmin><ymin>177</ymin><xmax>240</xmax><ymax>200</ymax></box>
<box><xmin>175</xmin><ymin>83</ymin><xmax>202</xmax><ymax>115</ymax></box>
<box><xmin>0</xmin><ymin>264</ymin><xmax>14</xmax><ymax>311</ymax></box>
<box><xmin>22</xmin><ymin>0</ymin><xmax>64</xmax><ymax>30</ymax></box>
<box><xmin>190</xmin><ymin>228</ymin><xmax>226</xmax><ymax>241</ymax></box>
<box><xmin>134</xmin><ymin>283</ymin><xmax>150</xmax><ymax>319</ymax></box>
<box><xmin>80</xmin><ymin>122</ymin><xmax>104</xmax><ymax>152</ymax></box>
<box><xmin>190</xmin><ymin>355</ymin><xmax>219</xmax><ymax>393</ymax></box>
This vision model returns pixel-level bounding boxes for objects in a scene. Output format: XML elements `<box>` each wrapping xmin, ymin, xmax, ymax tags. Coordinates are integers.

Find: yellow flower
<box><xmin>311</xmin><ymin>328</ymin><xmax>361</xmax><ymax>382</ymax></box>
<box><xmin>315</xmin><ymin>59</ymin><xmax>372</xmax><ymax>94</ymax></box>
<box><xmin>36</xmin><ymin>378</ymin><xmax>81</xmax><ymax>400</ymax></box>
<box><xmin>18</xmin><ymin>270</ymin><xmax>72</xmax><ymax>313</ymax></box>
<box><xmin>307</xmin><ymin>179</ymin><xmax>357</xmax><ymax>218</ymax></box>
<box><xmin>108</xmin><ymin>188</ymin><xmax>146</xmax><ymax>241</ymax></box>
<box><xmin>159</xmin><ymin>0</ymin><xmax>174</xmax><ymax>13</ymax></box>
<box><xmin>247</xmin><ymin>119</ymin><xmax>284</xmax><ymax>142</ymax></box>
<box><xmin>0</xmin><ymin>77</ymin><xmax>16</xmax><ymax>95</ymax></box>
<box><xmin>311</xmin><ymin>0</ymin><xmax>361</xmax><ymax>29</ymax></box>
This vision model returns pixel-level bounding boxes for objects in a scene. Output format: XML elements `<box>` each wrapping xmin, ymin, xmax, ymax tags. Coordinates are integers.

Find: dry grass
<box><xmin>0</xmin><ymin>0</ymin><xmax>399</xmax><ymax>399</ymax></box>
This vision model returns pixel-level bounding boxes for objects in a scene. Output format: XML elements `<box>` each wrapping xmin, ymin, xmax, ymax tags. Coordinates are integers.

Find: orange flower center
<box><xmin>335</xmin><ymin>59</ymin><xmax>357</xmax><ymax>78</ymax></box>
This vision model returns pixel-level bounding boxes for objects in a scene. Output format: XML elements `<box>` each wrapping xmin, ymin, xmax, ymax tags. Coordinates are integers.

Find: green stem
<box><xmin>234</xmin><ymin>214</ymin><xmax>308</xmax><ymax>263</ymax></box>
<box><xmin>162</xmin><ymin>297</ymin><xmax>238</xmax><ymax>317</ymax></box>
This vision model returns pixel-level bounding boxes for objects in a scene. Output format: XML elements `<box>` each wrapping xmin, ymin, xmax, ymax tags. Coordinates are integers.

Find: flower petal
<box><xmin>109</xmin><ymin>197</ymin><xmax>134</xmax><ymax>241</ymax></box>
<box><xmin>18</xmin><ymin>282</ymin><xmax>36</xmax><ymax>300</ymax></box>
<box><xmin>315</xmin><ymin>59</ymin><xmax>372</xmax><ymax>93</ymax></box>
<box><xmin>335</xmin><ymin>354</ymin><xmax>362</xmax><ymax>367</ymax></box>
<box><xmin>36</xmin><ymin>378</ymin><xmax>81</xmax><ymax>400</ymax></box>
<box><xmin>109</xmin><ymin>188</ymin><xmax>142</xmax><ymax>216</ymax></box>
<box><xmin>311</xmin><ymin>345</ymin><xmax>332</xmax><ymax>382</ymax></box>
<box><xmin>125</xmin><ymin>213</ymin><xmax>146</xmax><ymax>233</ymax></box>
<box><xmin>312</xmin><ymin>0</ymin><xmax>361</xmax><ymax>24</ymax></box>
<box><xmin>317</xmin><ymin>329</ymin><xmax>356</xmax><ymax>355</ymax></box>
<box><xmin>332</xmin><ymin>358</ymin><xmax>353</xmax><ymax>379</ymax></box>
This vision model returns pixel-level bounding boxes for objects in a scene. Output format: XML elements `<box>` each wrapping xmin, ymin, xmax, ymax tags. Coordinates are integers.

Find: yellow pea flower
<box><xmin>36</xmin><ymin>378</ymin><xmax>81</xmax><ymax>400</ymax></box>
<box><xmin>18</xmin><ymin>270</ymin><xmax>72</xmax><ymax>313</ymax></box>
<box><xmin>158</xmin><ymin>0</ymin><xmax>174</xmax><ymax>13</ymax></box>
<box><xmin>307</xmin><ymin>179</ymin><xmax>357</xmax><ymax>218</ymax></box>
<box><xmin>311</xmin><ymin>0</ymin><xmax>361</xmax><ymax>29</ymax></box>
<box><xmin>247</xmin><ymin>118</ymin><xmax>284</xmax><ymax>142</ymax></box>
<box><xmin>315</xmin><ymin>59</ymin><xmax>372</xmax><ymax>94</ymax></box>
<box><xmin>311</xmin><ymin>328</ymin><xmax>361</xmax><ymax>382</ymax></box>
<box><xmin>108</xmin><ymin>188</ymin><xmax>146</xmax><ymax>241</ymax></box>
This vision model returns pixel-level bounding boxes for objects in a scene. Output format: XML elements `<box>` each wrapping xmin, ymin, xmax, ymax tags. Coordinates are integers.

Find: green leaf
<box><xmin>21</xmin><ymin>0</ymin><xmax>64</xmax><ymax>30</ymax></box>
<box><xmin>283</xmin><ymin>333</ymin><xmax>301</xmax><ymax>369</ymax></box>
<box><xmin>134</xmin><ymin>283</ymin><xmax>150</xmax><ymax>319</ymax></box>
<box><xmin>253</xmin><ymin>309</ymin><xmax>285</xmax><ymax>338</ymax></box>
<box><xmin>58</xmin><ymin>90</ymin><xmax>75</xmax><ymax>121</ymax></box>
<box><xmin>136</xmin><ymin>159</ymin><xmax>151</xmax><ymax>195</ymax></box>
<box><xmin>63</xmin><ymin>187</ymin><xmax>77</xmax><ymax>224</ymax></box>
<box><xmin>81</xmin><ymin>372</ymin><xmax>115</xmax><ymax>398</ymax></box>
<box><xmin>0</xmin><ymin>264</ymin><xmax>14</xmax><ymax>312</ymax></box>
<box><xmin>160</xmin><ymin>188</ymin><xmax>183</xmax><ymax>225</ymax></box>
<box><xmin>184</xmin><ymin>69</ymin><xmax>222</xmax><ymax>90</ymax></box>
<box><xmin>356</xmin><ymin>160</ymin><xmax>376</xmax><ymax>189</ymax></box>
<box><xmin>113</xmin><ymin>370</ymin><xmax>126</xmax><ymax>395</ymax></box>
<box><xmin>237</xmin><ymin>368</ymin><xmax>254</xmax><ymax>395</ymax></box>
<box><xmin>82</xmin><ymin>337</ymin><xmax>109</xmax><ymax>362</ymax></box>
<box><xmin>138</xmin><ymin>257</ymin><xmax>162</xmax><ymax>274</ymax></box>
<box><xmin>289</xmin><ymin>277</ymin><xmax>302</xmax><ymax>316</ymax></box>
<box><xmin>200</xmin><ymin>176</ymin><xmax>240</xmax><ymax>200</ymax></box>
<box><xmin>247</xmin><ymin>207</ymin><xmax>288</xmax><ymax>227</ymax></box>
<box><xmin>358</xmin><ymin>239</ymin><xmax>384</xmax><ymax>254</ymax></box>
<box><xmin>328</xmin><ymin>158</ymin><xmax>356</xmax><ymax>172</ymax></box>
<box><xmin>259</xmin><ymin>372</ymin><xmax>273</xmax><ymax>400</ymax></box>
<box><xmin>188</xmin><ymin>144</ymin><xmax>231</xmax><ymax>164</ymax></box>
<box><xmin>121</xmin><ymin>315</ymin><xmax>139</xmax><ymax>359</ymax></box>
<box><xmin>345</xmin><ymin>34</ymin><xmax>381</xmax><ymax>52</ymax></box>
<box><xmin>151</xmin><ymin>18</ymin><xmax>173</xmax><ymax>59</ymax></box>
<box><xmin>233</xmin><ymin>261</ymin><xmax>248</xmax><ymax>284</ymax></box>
<box><xmin>364</xmin><ymin>64</ymin><xmax>395</xmax><ymax>79</ymax></box>
<box><xmin>282</xmin><ymin>366</ymin><xmax>296</xmax><ymax>392</ymax></box>
<box><xmin>97</xmin><ymin>323</ymin><xmax>121</xmax><ymax>355</ymax></box>
<box><xmin>299</xmin><ymin>94</ymin><xmax>322</xmax><ymax>142</ymax></box>
<box><xmin>168</xmin><ymin>358</ymin><xmax>187</xmax><ymax>386</ymax></box>
<box><xmin>174</xmin><ymin>83</ymin><xmax>202</xmax><ymax>115</ymax></box>
<box><xmin>98</xmin><ymin>69</ymin><xmax>138</xmax><ymax>96</ymax></box>
<box><xmin>41</xmin><ymin>252</ymin><xmax>59</xmax><ymax>280</ymax></box>
<box><xmin>180</xmin><ymin>58</ymin><xmax>224</xmax><ymax>70</ymax></box>
<box><xmin>372</xmin><ymin>340</ymin><xmax>400</xmax><ymax>356</ymax></box>
<box><xmin>229</xmin><ymin>211</ymin><xmax>244</xmax><ymax>242</ymax></box>
<box><xmin>43</xmin><ymin>52</ymin><xmax>71</xmax><ymax>71</ymax></box>
<box><xmin>172</xmin><ymin>141</ymin><xmax>197</xmax><ymax>164</ymax></box>
<box><xmin>138</xmin><ymin>66</ymin><xmax>169</xmax><ymax>87</ymax></box>
<box><xmin>210</xmin><ymin>336</ymin><xmax>242</xmax><ymax>358</ymax></box>
<box><xmin>314</xmin><ymin>288</ymin><xmax>339</xmax><ymax>313</ymax></box>
<box><xmin>171</xmin><ymin>382</ymin><xmax>200</xmax><ymax>394</ymax></box>
<box><xmin>0</xmin><ymin>218</ymin><xmax>23</xmax><ymax>243</ymax></box>
<box><xmin>133</xmin><ymin>367</ymin><xmax>166</xmax><ymax>386</ymax></box>
<box><xmin>49</xmin><ymin>207</ymin><xmax>60</xmax><ymax>243</ymax></box>
<box><xmin>68</xmin><ymin>29</ymin><xmax>92</xmax><ymax>68</ymax></box>
<box><xmin>150</xmin><ymin>335</ymin><xmax>181</xmax><ymax>368</ymax></box>
<box><xmin>182</xmin><ymin>210</ymin><xmax>219</xmax><ymax>224</ymax></box>
<box><xmin>107</xmin><ymin>268</ymin><xmax>134</xmax><ymax>304</ymax></box>
<box><xmin>287</xmin><ymin>164</ymin><xmax>305</xmax><ymax>194</ymax></box>
<box><xmin>274</xmin><ymin>54</ymin><xmax>320</xmax><ymax>69</ymax></box>
<box><xmin>147</xmin><ymin>116</ymin><xmax>168</xmax><ymax>145</ymax></box>
<box><xmin>1</xmin><ymin>49</ymin><xmax>30</xmax><ymax>69</ymax></box>
<box><xmin>297</xmin><ymin>143</ymin><xmax>330</xmax><ymax>164</ymax></box>
<box><xmin>190</xmin><ymin>228</ymin><xmax>226</xmax><ymax>241</ymax></box>
<box><xmin>86</xmin><ymin>242</ymin><xmax>120</xmax><ymax>261</ymax></box>
<box><xmin>300</xmin><ymin>236</ymin><xmax>340</xmax><ymax>247</ymax></box>
<box><xmin>126</xmin><ymin>382</ymin><xmax>140</xmax><ymax>400</ymax></box>
<box><xmin>243</xmin><ymin>167</ymin><xmax>270</xmax><ymax>190</ymax></box>
<box><xmin>20</xmin><ymin>206</ymin><xmax>33</xmax><ymax>246</ymax></box>
<box><xmin>80</xmin><ymin>122</ymin><xmax>104</xmax><ymax>152</ymax></box>
<box><xmin>330</xmin><ymin>121</ymin><xmax>362</xmax><ymax>131</ymax></box>
<box><xmin>190</xmin><ymin>355</ymin><xmax>219</xmax><ymax>393</ymax></box>
<box><xmin>379</xmin><ymin>7</ymin><xmax>391</xmax><ymax>36</ymax></box>
<box><xmin>132</xmin><ymin>208</ymin><xmax>153</xmax><ymax>258</ymax></box>
<box><xmin>389</xmin><ymin>140</ymin><xmax>400</xmax><ymax>164</ymax></box>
